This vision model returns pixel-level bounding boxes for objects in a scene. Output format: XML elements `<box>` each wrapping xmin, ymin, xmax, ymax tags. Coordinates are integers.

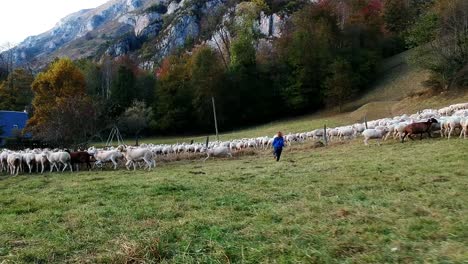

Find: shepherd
<box><xmin>272</xmin><ymin>131</ymin><xmax>285</xmax><ymax>162</ymax></box>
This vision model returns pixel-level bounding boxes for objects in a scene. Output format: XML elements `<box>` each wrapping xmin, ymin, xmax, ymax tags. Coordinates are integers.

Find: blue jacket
<box><xmin>272</xmin><ymin>136</ymin><xmax>284</xmax><ymax>149</ymax></box>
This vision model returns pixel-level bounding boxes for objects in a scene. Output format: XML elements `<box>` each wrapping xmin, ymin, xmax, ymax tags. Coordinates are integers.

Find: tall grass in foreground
<box><xmin>0</xmin><ymin>139</ymin><xmax>467</xmax><ymax>263</ymax></box>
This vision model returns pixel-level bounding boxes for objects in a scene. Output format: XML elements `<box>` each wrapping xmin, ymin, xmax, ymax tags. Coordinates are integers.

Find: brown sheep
<box><xmin>66</xmin><ymin>150</ymin><xmax>93</xmax><ymax>171</ymax></box>
<box><xmin>401</xmin><ymin>118</ymin><xmax>438</xmax><ymax>143</ymax></box>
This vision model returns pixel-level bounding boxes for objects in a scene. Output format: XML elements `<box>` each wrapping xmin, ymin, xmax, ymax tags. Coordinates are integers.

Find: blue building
<box><xmin>0</xmin><ymin>111</ymin><xmax>30</xmax><ymax>145</ymax></box>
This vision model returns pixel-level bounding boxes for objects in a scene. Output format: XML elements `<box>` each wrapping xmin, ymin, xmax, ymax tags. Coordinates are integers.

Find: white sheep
<box><xmin>338</xmin><ymin>127</ymin><xmax>354</xmax><ymax>140</ymax></box>
<box><xmin>204</xmin><ymin>146</ymin><xmax>232</xmax><ymax>162</ymax></box>
<box><xmin>118</xmin><ymin>146</ymin><xmax>155</xmax><ymax>171</ymax></box>
<box><xmin>22</xmin><ymin>152</ymin><xmax>36</xmax><ymax>174</ymax></box>
<box><xmin>459</xmin><ymin>117</ymin><xmax>468</xmax><ymax>139</ymax></box>
<box><xmin>90</xmin><ymin>149</ymin><xmax>123</xmax><ymax>170</ymax></box>
<box><xmin>446</xmin><ymin>116</ymin><xmax>462</xmax><ymax>139</ymax></box>
<box><xmin>362</xmin><ymin>128</ymin><xmax>388</xmax><ymax>146</ymax></box>
<box><xmin>43</xmin><ymin>151</ymin><xmax>72</xmax><ymax>172</ymax></box>
<box><xmin>7</xmin><ymin>153</ymin><xmax>22</xmax><ymax>176</ymax></box>
<box><xmin>0</xmin><ymin>150</ymin><xmax>8</xmax><ymax>173</ymax></box>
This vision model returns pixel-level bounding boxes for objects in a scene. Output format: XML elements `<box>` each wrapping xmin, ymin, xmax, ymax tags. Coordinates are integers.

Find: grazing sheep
<box><xmin>401</xmin><ymin>118</ymin><xmax>438</xmax><ymax>142</ymax></box>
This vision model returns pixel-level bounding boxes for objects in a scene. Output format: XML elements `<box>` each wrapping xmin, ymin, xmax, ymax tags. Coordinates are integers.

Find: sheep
<box><xmin>118</xmin><ymin>145</ymin><xmax>155</xmax><ymax>171</ymax></box>
<box><xmin>90</xmin><ymin>149</ymin><xmax>124</xmax><ymax>170</ymax></box>
<box><xmin>383</xmin><ymin>124</ymin><xmax>396</xmax><ymax>140</ymax></box>
<box><xmin>35</xmin><ymin>152</ymin><xmax>48</xmax><ymax>174</ymax></box>
<box><xmin>446</xmin><ymin>116</ymin><xmax>462</xmax><ymax>139</ymax></box>
<box><xmin>7</xmin><ymin>153</ymin><xmax>23</xmax><ymax>176</ymax></box>
<box><xmin>0</xmin><ymin>150</ymin><xmax>8</xmax><ymax>173</ymax></box>
<box><xmin>327</xmin><ymin>128</ymin><xmax>340</xmax><ymax>141</ymax></box>
<box><xmin>401</xmin><ymin>118</ymin><xmax>438</xmax><ymax>142</ymax></box>
<box><xmin>352</xmin><ymin>124</ymin><xmax>366</xmax><ymax>135</ymax></box>
<box><xmin>69</xmin><ymin>151</ymin><xmax>93</xmax><ymax>171</ymax></box>
<box><xmin>285</xmin><ymin>134</ymin><xmax>298</xmax><ymax>145</ymax></box>
<box><xmin>22</xmin><ymin>152</ymin><xmax>36</xmax><ymax>174</ymax></box>
<box><xmin>43</xmin><ymin>151</ymin><xmax>73</xmax><ymax>172</ymax></box>
<box><xmin>338</xmin><ymin>127</ymin><xmax>354</xmax><ymax>140</ymax></box>
<box><xmin>459</xmin><ymin>117</ymin><xmax>468</xmax><ymax>139</ymax></box>
<box><xmin>312</xmin><ymin>129</ymin><xmax>324</xmax><ymax>140</ymax></box>
<box><xmin>394</xmin><ymin>122</ymin><xmax>409</xmax><ymax>141</ymax></box>
<box><xmin>362</xmin><ymin>128</ymin><xmax>388</xmax><ymax>146</ymax></box>
<box><xmin>204</xmin><ymin>146</ymin><xmax>232</xmax><ymax>162</ymax></box>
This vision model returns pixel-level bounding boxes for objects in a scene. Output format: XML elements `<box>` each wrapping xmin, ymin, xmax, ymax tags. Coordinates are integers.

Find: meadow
<box><xmin>1</xmin><ymin>138</ymin><xmax>467</xmax><ymax>263</ymax></box>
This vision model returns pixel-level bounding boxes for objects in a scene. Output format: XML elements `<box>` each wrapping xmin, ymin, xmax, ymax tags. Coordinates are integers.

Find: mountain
<box><xmin>9</xmin><ymin>0</ymin><xmax>288</xmax><ymax>69</ymax></box>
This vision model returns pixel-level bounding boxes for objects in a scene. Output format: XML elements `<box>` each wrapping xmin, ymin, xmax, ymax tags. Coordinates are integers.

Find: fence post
<box><xmin>212</xmin><ymin>97</ymin><xmax>219</xmax><ymax>141</ymax></box>
<box><xmin>205</xmin><ymin>136</ymin><xmax>209</xmax><ymax>149</ymax></box>
<box><xmin>324</xmin><ymin>124</ymin><xmax>328</xmax><ymax>146</ymax></box>
<box><xmin>364</xmin><ymin>116</ymin><xmax>368</xmax><ymax>129</ymax></box>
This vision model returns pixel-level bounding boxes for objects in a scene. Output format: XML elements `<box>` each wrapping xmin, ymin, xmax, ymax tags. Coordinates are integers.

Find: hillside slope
<box><xmin>125</xmin><ymin>50</ymin><xmax>468</xmax><ymax>145</ymax></box>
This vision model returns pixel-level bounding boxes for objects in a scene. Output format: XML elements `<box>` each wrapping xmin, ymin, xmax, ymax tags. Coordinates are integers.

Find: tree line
<box><xmin>0</xmin><ymin>0</ymin><xmax>466</xmax><ymax>146</ymax></box>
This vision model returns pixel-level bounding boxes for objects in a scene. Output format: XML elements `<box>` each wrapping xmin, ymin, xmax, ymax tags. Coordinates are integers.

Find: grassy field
<box><xmin>1</xmin><ymin>138</ymin><xmax>467</xmax><ymax>263</ymax></box>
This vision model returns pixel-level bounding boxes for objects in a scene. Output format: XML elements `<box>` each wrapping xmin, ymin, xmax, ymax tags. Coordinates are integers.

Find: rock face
<box><xmin>6</xmin><ymin>0</ymin><xmax>288</xmax><ymax>69</ymax></box>
<box><xmin>259</xmin><ymin>12</ymin><xmax>286</xmax><ymax>38</ymax></box>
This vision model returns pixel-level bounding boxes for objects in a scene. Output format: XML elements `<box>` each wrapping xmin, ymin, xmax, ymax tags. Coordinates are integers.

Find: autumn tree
<box><xmin>383</xmin><ymin>0</ymin><xmax>412</xmax><ymax>34</ymax></box>
<box><xmin>27</xmin><ymin>58</ymin><xmax>97</xmax><ymax>146</ymax></box>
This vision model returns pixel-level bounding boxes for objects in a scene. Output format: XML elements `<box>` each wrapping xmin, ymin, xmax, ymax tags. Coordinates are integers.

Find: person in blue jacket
<box><xmin>272</xmin><ymin>131</ymin><xmax>285</xmax><ymax>161</ymax></box>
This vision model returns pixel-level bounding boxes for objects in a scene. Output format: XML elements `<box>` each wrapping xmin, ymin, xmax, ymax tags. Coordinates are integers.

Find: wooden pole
<box><xmin>206</xmin><ymin>136</ymin><xmax>209</xmax><ymax>149</ymax></box>
<box><xmin>212</xmin><ymin>97</ymin><xmax>219</xmax><ymax>141</ymax></box>
<box><xmin>324</xmin><ymin>124</ymin><xmax>328</xmax><ymax>146</ymax></box>
<box><xmin>364</xmin><ymin>116</ymin><xmax>368</xmax><ymax>129</ymax></box>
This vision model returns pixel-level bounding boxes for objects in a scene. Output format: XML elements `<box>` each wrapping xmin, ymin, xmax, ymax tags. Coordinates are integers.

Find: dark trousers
<box><xmin>274</xmin><ymin>147</ymin><xmax>283</xmax><ymax>161</ymax></box>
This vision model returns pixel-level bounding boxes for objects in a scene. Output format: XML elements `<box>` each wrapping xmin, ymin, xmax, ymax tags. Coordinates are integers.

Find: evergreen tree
<box><xmin>111</xmin><ymin>65</ymin><xmax>135</xmax><ymax>111</ymax></box>
<box><xmin>324</xmin><ymin>59</ymin><xmax>356</xmax><ymax>112</ymax></box>
<box><xmin>0</xmin><ymin>68</ymin><xmax>34</xmax><ymax>111</ymax></box>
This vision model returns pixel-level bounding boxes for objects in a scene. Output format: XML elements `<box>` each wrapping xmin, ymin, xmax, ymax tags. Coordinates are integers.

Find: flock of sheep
<box><xmin>1</xmin><ymin>102</ymin><xmax>468</xmax><ymax>176</ymax></box>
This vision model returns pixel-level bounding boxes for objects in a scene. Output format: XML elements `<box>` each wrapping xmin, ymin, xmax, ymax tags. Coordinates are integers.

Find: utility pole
<box><xmin>212</xmin><ymin>96</ymin><xmax>219</xmax><ymax>141</ymax></box>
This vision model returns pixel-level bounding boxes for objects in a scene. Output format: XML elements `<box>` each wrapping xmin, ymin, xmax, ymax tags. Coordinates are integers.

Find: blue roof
<box><xmin>0</xmin><ymin>111</ymin><xmax>29</xmax><ymax>138</ymax></box>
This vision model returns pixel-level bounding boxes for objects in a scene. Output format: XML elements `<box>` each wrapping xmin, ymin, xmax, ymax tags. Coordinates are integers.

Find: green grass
<box><xmin>1</xmin><ymin>138</ymin><xmax>467</xmax><ymax>263</ymax></box>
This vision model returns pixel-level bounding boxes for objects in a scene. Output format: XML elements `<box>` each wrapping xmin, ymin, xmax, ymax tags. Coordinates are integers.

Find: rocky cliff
<box><xmin>8</xmin><ymin>0</ymin><xmax>289</xmax><ymax>69</ymax></box>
